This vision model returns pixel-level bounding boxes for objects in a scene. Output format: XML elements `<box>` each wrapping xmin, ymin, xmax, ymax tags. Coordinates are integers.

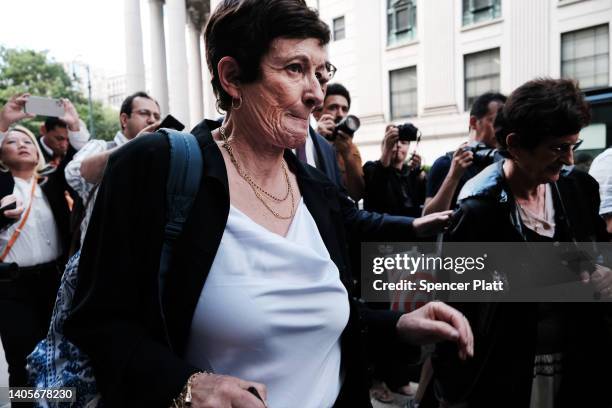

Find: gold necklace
<box><xmin>219</xmin><ymin>126</ymin><xmax>295</xmax><ymax>220</ymax></box>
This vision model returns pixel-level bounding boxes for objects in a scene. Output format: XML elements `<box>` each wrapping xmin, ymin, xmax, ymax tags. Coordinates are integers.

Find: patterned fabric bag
<box><xmin>26</xmin><ymin>129</ymin><xmax>203</xmax><ymax>407</ymax></box>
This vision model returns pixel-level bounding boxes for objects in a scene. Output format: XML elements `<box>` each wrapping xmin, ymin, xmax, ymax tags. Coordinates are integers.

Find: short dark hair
<box><xmin>469</xmin><ymin>92</ymin><xmax>507</xmax><ymax>119</ymax></box>
<box><xmin>204</xmin><ymin>0</ymin><xmax>330</xmax><ymax>112</ymax></box>
<box><xmin>44</xmin><ymin>117</ymin><xmax>67</xmax><ymax>132</ymax></box>
<box><xmin>495</xmin><ymin>78</ymin><xmax>591</xmax><ymax>151</ymax></box>
<box><xmin>120</xmin><ymin>91</ymin><xmax>158</xmax><ymax>117</ymax></box>
<box><xmin>325</xmin><ymin>83</ymin><xmax>351</xmax><ymax>108</ymax></box>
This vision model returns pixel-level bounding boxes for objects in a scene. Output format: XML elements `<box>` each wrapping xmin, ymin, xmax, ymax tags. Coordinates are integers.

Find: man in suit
<box><xmin>37</xmin><ymin>99</ymin><xmax>90</xmax><ymax>167</ymax></box>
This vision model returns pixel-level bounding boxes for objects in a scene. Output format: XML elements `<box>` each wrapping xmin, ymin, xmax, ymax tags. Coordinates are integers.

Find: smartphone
<box><xmin>0</xmin><ymin>201</ymin><xmax>16</xmax><ymax>213</ymax></box>
<box><xmin>156</xmin><ymin>114</ymin><xmax>185</xmax><ymax>131</ymax></box>
<box><xmin>24</xmin><ymin>96</ymin><xmax>65</xmax><ymax>117</ymax></box>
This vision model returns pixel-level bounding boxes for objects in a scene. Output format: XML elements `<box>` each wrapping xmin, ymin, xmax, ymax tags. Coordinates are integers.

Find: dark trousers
<box><xmin>0</xmin><ymin>262</ymin><xmax>61</xmax><ymax>389</ymax></box>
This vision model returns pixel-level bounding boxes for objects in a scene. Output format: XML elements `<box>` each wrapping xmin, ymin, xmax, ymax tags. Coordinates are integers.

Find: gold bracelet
<box><xmin>170</xmin><ymin>371</ymin><xmax>208</xmax><ymax>408</ymax></box>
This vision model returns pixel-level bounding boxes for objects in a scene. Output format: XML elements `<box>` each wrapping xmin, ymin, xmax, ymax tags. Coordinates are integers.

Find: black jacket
<box><xmin>432</xmin><ymin>161</ymin><xmax>612</xmax><ymax>408</ymax></box>
<box><xmin>363</xmin><ymin>160</ymin><xmax>426</xmax><ymax>217</ymax></box>
<box><xmin>65</xmin><ymin>119</ymin><xmax>421</xmax><ymax>407</ymax></box>
<box><xmin>309</xmin><ymin>125</ymin><xmax>344</xmax><ymax>188</ymax></box>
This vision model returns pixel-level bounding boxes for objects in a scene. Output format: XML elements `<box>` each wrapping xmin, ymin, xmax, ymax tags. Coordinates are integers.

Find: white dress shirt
<box><xmin>185</xmin><ymin>199</ymin><xmax>349</xmax><ymax>408</ymax></box>
<box><xmin>0</xmin><ymin>177</ymin><xmax>61</xmax><ymax>267</ymax></box>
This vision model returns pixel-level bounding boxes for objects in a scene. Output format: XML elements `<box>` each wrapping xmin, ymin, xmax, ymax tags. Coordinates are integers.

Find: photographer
<box><xmin>363</xmin><ymin>124</ymin><xmax>425</xmax><ymax>217</ymax></box>
<box><xmin>313</xmin><ymin>83</ymin><xmax>364</xmax><ymax>201</ymax></box>
<box><xmin>422</xmin><ymin>92</ymin><xmax>506</xmax><ymax>215</ymax></box>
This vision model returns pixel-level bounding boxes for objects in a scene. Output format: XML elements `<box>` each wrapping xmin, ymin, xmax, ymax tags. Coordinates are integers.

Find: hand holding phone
<box><xmin>0</xmin><ymin>195</ymin><xmax>22</xmax><ymax>225</ymax></box>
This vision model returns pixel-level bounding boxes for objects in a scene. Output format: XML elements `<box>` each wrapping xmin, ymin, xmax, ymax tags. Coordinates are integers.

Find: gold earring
<box><xmin>231</xmin><ymin>95</ymin><xmax>243</xmax><ymax>110</ymax></box>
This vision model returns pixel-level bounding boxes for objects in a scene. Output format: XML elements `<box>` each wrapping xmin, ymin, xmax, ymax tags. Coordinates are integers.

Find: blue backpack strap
<box><xmin>157</xmin><ymin>128</ymin><xmax>203</xmax><ymax>349</ymax></box>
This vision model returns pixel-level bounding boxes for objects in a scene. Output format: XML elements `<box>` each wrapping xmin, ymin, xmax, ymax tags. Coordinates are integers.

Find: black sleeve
<box><xmin>362</xmin><ymin>161</ymin><xmax>386</xmax><ymax>213</ymax></box>
<box><xmin>0</xmin><ymin>172</ymin><xmax>16</xmax><ymax>231</ymax></box>
<box><xmin>340</xmin><ymin>185</ymin><xmax>416</xmax><ymax>242</ymax></box>
<box><xmin>426</xmin><ymin>155</ymin><xmax>451</xmax><ymax>198</ymax></box>
<box><xmin>64</xmin><ymin>134</ymin><xmax>202</xmax><ymax>407</ymax></box>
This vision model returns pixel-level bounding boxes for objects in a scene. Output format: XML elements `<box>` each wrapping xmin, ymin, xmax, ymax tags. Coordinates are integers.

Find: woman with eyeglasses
<box><xmin>431</xmin><ymin>78</ymin><xmax>612</xmax><ymax>408</ymax></box>
<box><xmin>64</xmin><ymin>1</ymin><xmax>473</xmax><ymax>407</ymax></box>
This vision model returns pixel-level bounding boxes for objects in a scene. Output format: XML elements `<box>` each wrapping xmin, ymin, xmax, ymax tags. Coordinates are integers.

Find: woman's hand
<box><xmin>190</xmin><ymin>373</ymin><xmax>267</xmax><ymax>408</ymax></box>
<box><xmin>0</xmin><ymin>194</ymin><xmax>24</xmax><ymax>220</ymax></box>
<box><xmin>412</xmin><ymin>210</ymin><xmax>453</xmax><ymax>237</ymax></box>
<box><xmin>0</xmin><ymin>93</ymin><xmax>35</xmax><ymax>132</ymax></box>
<box><xmin>396</xmin><ymin>301</ymin><xmax>474</xmax><ymax>360</ymax></box>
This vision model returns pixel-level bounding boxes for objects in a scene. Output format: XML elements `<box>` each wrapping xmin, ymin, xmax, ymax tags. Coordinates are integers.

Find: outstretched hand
<box><xmin>396</xmin><ymin>301</ymin><xmax>474</xmax><ymax>360</ymax></box>
<box><xmin>412</xmin><ymin>210</ymin><xmax>454</xmax><ymax>237</ymax></box>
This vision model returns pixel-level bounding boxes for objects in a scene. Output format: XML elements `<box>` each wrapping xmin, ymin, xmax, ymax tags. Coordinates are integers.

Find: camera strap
<box><xmin>0</xmin><ymin>177</ymin><xmax>38</xmax><ymax>262</ymax></box>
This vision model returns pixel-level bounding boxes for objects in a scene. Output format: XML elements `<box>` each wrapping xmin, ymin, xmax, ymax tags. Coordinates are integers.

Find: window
<box><xmin>562</xmin><ymin>24</ymin><xmax>609</xmax><ymax>89</ymax></box>
<box><xmin>390</xmin><ymin>67</ymin><xmax>417</xmax><ymax>119</ymax></box>
<box><xmin>387</xmin><ymin>0</ymin><xmax>417</xmax><ymax>46</ymax></box>
<box><xmin>462</xmin><ymin>0</ymin><xmax>501</xmax><ymax>26</ymax></box>
<box><xmin>333</xmin><ymin>16</ymin><xmax>345</xmax><ymax>41</ymax></box>
<box><xmin>464</xmin><ymin>48</ymin><xmax>500</xmax><ymax>109</ymax></box>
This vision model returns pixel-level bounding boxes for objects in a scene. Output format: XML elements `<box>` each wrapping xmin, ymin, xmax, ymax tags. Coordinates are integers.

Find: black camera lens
<box><xmin>397</xmin><ymin>123</ymin><xmax>419</xmax><ymax>142</ymax></box>
<box><xmin>332</xmin><ymin>114</ymin><xmax>361</xmax><ymax>139</ymax></box>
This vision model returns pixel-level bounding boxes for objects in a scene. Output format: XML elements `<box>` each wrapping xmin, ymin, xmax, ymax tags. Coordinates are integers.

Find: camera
<box><xmin>326</xmin><ymin>115</ymin><xmax>361</xmax><ymax>141</ymax></box>
<box><xmin>462</xmin><ymin>141</ymin><xmax>502</xmax><ymax>167</ymax></box>
<box><xmin>397</xmin><ymin>123</ymin><xmax>419</xmax><ymax>142</ymax></box>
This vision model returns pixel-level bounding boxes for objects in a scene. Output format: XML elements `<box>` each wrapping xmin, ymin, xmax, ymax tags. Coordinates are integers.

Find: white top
<box><xmin>517</xmin><ymin>184</ymin><xmax>556</xmax><ymax>238</ymax></box>
<box><xmin>185</xmin><ymin>199</ymin><xmax>350</xmax><ymax>408</ymax></box>
<box><xmin>589</xmin><ymin>147</ymin><xmax>612</xmax><ymax>216</ymax></box>
<box><xmin>65</xmin><ymin>131</ymin><xmax>129</xmax><ymax>244</ymax></box>
<box><xmin>0</xmin><ymin>177</ymin><xmax>61</xmax><ymax>266</ymax></box>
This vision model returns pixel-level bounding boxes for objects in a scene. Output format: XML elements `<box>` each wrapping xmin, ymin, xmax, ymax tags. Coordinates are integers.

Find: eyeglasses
<box><xmin>315</xmin><ymin>62</ymin><xmax>337</xmax><ymax>83</ymax></box>
<box><xmin>133</xmin><ymin>109</ymin><xmax>161</xmax><ymax>121</ymax></box>
<box><xmin>548</xmin><ymin>138</ymin><xmax>583</xmax><ymax>155</ymax></box>
<box><xmin>326</xmin><ymin>62</ymin><xmax>337</xmax><ymax>80</ymax></box>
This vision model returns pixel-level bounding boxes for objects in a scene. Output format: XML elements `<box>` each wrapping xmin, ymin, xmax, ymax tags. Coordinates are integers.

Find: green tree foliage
<box><xmin>0</xmin><ymin>47</ymin><xmax>119</xmax><ymax>140</ymax></box>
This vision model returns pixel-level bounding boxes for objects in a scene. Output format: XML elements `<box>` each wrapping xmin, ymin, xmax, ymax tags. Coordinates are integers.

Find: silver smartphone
<box><xmin>24</xmin><ymin>96</ymin><xmax>64</xmax><ymax>117</ymax></box>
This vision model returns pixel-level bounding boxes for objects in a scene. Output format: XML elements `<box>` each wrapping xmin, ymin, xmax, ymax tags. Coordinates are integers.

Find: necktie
<box><xmin>296</xmin><ymin>143</ymin><xmax>307</xmax><ymax>163</ymax></box>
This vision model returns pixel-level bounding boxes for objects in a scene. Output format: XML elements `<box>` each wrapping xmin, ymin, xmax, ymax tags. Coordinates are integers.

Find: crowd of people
<box><xmin>0</xmin><ymin>1</ymin><xmax>611</xmax><ymax>407</ymax></box>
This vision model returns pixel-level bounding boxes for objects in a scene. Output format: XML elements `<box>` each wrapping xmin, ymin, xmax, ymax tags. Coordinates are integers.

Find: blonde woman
<box><xmin>0</xmin><ymin>93</ymin><xmax>72</xmax><ymax>387</ymax></box>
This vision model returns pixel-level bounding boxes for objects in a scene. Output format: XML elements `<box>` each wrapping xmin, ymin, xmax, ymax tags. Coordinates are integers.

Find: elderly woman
<box><xmin>0</xmin><ymin>94</ymin><xmax>72</xmax><ymax>387</ymax></box>
<box><xmin>65</xmin><ymin>1</ymin><xmax>473</xmax><ymax>407</ymax></box>
<box><xmin>433</xmin><ymin>78</ymin><xmax>612</xmax><ymax>407</ymax></box>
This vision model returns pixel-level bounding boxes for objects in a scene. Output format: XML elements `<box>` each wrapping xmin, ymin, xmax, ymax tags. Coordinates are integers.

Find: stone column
<box><xmin>187</xmin><ymin>13</ymin><xmax>204</xmax><ymax>127</ymax></box>
<box><xmin>421</xmin><ymin>0</ymin><xmax>457</xmax><ymax>115</ymax></box>
<box><xmin>124</xmin><ymin>0</ymin><xmax>146</xmax><ymax>93</ymax></box>
<box><xmin>165</xmin><ymin>0</ymin><xmax>190</xmax><ymax>126</ymax></box>
<box><xmin>504</xmin><ymin>0</ymin><xmax>550</xmax><ymax>90</ymax></box>
<box><xmin>148</xmin><ymin>0</ymin><xmax>170</xmax><ymax>115</ymax></box>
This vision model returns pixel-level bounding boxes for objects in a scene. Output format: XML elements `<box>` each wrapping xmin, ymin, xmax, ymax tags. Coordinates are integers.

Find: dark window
<box><xmin>464</xmin><ymin>48</ymin><xmax>501</xmax><ymax>109</ymax></box>
<box><xmin>462</xmin><ymin>0</ymin><xmax>501</xmax><ymax>26</ymax></box>
<box><xmin>390</xmin><ymin>66</ymin><xmax>417</xmax><ymax>119</ymax></box>
<box><xmin>562</xmin><ymin>24</ymin><xmax>609</xmax><ymax>89</ymax></box>
<box><xmin>333</xmin><ymin>16</ymin><xmax>345</xmax><ymax>41</ymax></box>
<box><xmin>387</xmin><ymin>0</ymin><xmax>417</xmax><ymax>45</ymax></box>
